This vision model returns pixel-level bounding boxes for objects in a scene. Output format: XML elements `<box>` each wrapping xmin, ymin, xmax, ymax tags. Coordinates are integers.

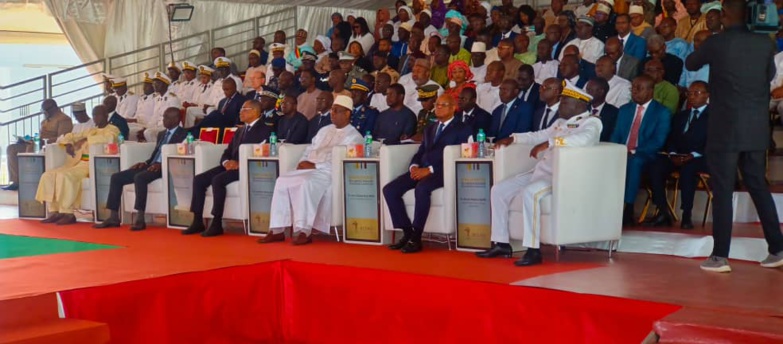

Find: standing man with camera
<box><xmin>685</xmin><ymin>0</ymin><xmax>783</xmax><ymax>272</ymax></box>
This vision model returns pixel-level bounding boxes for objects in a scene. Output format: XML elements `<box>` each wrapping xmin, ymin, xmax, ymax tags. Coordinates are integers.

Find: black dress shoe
<box><xmin>514</xmin><ymin>249</ymin><xmax>542</xmax><ymax>267</ymax></box>
<box><xmin>680</xmin><ymin>218</ymin><xmax>694</xmax><ymax>229</ymax></box>
<box><xmin>182</xmin><ymin>221</ymin><xmax>205</xmax><ymax>235</ymax></box>
<box><xmin>130</xmin><ymin>222</ymin><xmax>146</xmax><ymax>231</ymax></box>
<box><xmin>388</xmin><ymin>235</ymin><xmax>411</xmax><ymax>250</ymax></box>
<box><xmin>643</xmin><ymin>213</ymin><xmax>673</xmax><ymax>227</ymax></box>
<box><xmin>201</xmin><ymin>221</ymin><xmax>224</xmax><ymax>237</ymax></box>
<box><xmin>93</xmin><ymin>220</ymin><xmax>121</xmax><ymax>229</ymax></box>
<box><xmin>400</xmin><ymin>241</ymin><xmax>422</xmax><ymax>253</ymax></box>
<box><xmin>2</xmin><ymin>184</ymin><xmax>18</xmax><ymax>191</ymax></box>
<box><xmin>476</xmin><ymin>244</ymin><xmax>513</xmax><ymax>258</ymax></box>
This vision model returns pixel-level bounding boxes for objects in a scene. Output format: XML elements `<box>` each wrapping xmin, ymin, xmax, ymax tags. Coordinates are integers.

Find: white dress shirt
<box><xmin>533</xmin><ymin>60</ymin><xmax>559</xmax><ymax>85</ymax></box>
<box><xmin>606</xmin><ymin>75</ymin><xmax>633</xmax><ymax>108</ymax></box>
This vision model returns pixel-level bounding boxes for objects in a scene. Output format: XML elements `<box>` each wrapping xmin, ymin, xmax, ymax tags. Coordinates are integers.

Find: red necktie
<box><xmin>627</xmin><ymin>105</ymin><xmax>644</xmax><ymax>152</ymax></box>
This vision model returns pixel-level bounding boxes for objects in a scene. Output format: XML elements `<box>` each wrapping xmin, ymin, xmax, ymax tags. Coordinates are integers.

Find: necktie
<box><xmin>152</xmin><ymin>130</ymin><xmax>173</xmax><ymax>163</ymax></box>
<box><xmin>541</xmin><ymin>108</ymin><xmax>551</xmax><ymax>129</ymax></box>
<box><xmin>627</xmin><ymin>105</ymin><xmax>644</xmax><ymax>152</ymax></box>
<box><xmin>519</xmin><ymin>90</ymin><xmax>526</xmax><ymax>100</ymax></box>
<box><xmin>434</xmin><ymin>123</ymin><xmax>445</xmax><ymax>142</ymax></box>
<box><xmin>620</xmin><ymin>37</ymin><xmax>624</xmax><ymax>47</ymax></box>
<box><xmin>238</xmin><ymin>125</ymin><xmax>251</xmax><ymax>144</ymax></box>
<box><xmin>500</xmin><ymin>104</ymin><xmax>509</xmax><ymax>128</ymax></box>
<box><xmin>684</xmin><ymin>109</ymin><xmax>699</xmax><ymax>133</ymax></box>
<box><xmin>592</xmin><ymin>107</ymin><xmax>599</xmax><ymax>116</ymax></box>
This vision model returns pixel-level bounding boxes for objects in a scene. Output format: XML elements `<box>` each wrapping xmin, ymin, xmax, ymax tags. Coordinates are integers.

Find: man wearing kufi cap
<box><xmin>68</xmin><ymin>102</ymin><xmax>95</xmax><ymax>136</ymax></box>
<box><xmin>111</xmin><ymin>77</ymin><xmax>139</xmax><ymax>122</ymax></box>
<box><xmin>178</xmin><ymin>61</ymin><xmax>199</xmax><ymax>103</ymax></box>
<box><xmin>167</xmin><ymin>62</ymin><xmax>183</xmax><ymax>96</ymax></box>
<box><xmin>184</xmin><ymin>66</ymin><xmax>216</xmax><ymax>127</ymax></box>
<box><xmin>144</xmin><ymin>71</ymin><xmax>181</xmax><ymax>142</ymax></box>
<box><xmin>477</xmin><ymin>80</ymin><xmax>603</xmax><ymax>266</ymax></box>
<box><xmin>592</xmin><ymin>2</ymin><xmax>617</xmax><ymax>42</ymax></box>
<box><xmin>348</xmin><ymin>78</ymin><xmax>378</xmax><ymax>134</ymax></box>
<box><xmin>560</xmin><ymin>15</ymin><xmax>605</xmax><ymax>64</ymax></box>
<box><xmin>469</xmin><ymin>42</ymin><xmax>488</xmax><ymax>84</ymax></box>
<box><xmin>259</xmin><ymin>94</ymin><xmax>364</xmax><ymax>245</ymax></box>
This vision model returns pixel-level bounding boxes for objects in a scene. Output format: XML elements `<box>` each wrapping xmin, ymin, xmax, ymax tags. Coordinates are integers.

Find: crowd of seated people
<box><xmin>21</xmin><ymin>0</ymin><xmax>783</xmax><ymax>270</ymax></box>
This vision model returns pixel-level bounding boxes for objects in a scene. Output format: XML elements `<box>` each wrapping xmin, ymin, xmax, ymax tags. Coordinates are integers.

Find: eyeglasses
<box><xmin>687</xmin><ymin>91</ymin><xmax>708</xmax><ymax>95</ymax></box>
<box><xmin>435</xmin><ymin>102</ymin><xmax>453</xmax><ymax>108</ymax></box>
<box><xmin>240</xmin><ymin>107</ymin><xmax>253</xmax><ymax>111</ymax></box>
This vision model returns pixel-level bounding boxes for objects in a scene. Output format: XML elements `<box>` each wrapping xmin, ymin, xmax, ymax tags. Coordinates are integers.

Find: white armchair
<box><xmin>45</xmin><ymin>143</ymin><xmax>104</xmax><ymax>216</ymax></box>
<box><xmin>502</xmin><ymin>142</ymin><xmax>627</xmax><ymax>257</ymax></box>
<box><xmin>380</xmin><ymin>144</ymin><xmax>460</xmax><ymax>248</ymax></box>
<box><xmin>196</xmin><ymin>143</ymin><xmax>246</xmax><ymax>225</ymax></box>
<box><xmin>119</xmin><ymin>142</ymin><xmax>163</xmax><ymax>222</ymax></box>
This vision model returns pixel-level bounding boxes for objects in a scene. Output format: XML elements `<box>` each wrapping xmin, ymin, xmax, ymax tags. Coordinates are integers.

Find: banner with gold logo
<box><xmin>18</xmin><ymin>154</ymin><xmax>46</xmax><ymax>218</ymax></box>
<box><xmin>343</xmin><ymin>160</ymin><xmax>381</xmax><ymax>242</ymax></box>
<box><xmin>93</xmin><ymin>157</ymin><xmax>120</xmax><ymax>222</ymax></box>
<box><xmin>455</xmin><ymin>161</ymin><xmax>493</xmax><ymax>250</ymax></box>
<box><xmin>167</xmin><ymin>157</ymin><xmax>195</xmax><ymax>228</ymax></box>
<box><xmin>247</xmin><ymin>159</ymin><xmax>279</xmax><ymax>235</ymax></box>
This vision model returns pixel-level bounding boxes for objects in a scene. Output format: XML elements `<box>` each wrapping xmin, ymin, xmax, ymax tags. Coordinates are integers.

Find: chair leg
<box><xmin>700</xmin><ymin>176</ymin><xmax>712</xmax><ymax>227</ymax></box>
<box><xmin>333</xmin><ymin>226</ymin><xmax>341</xmax><ymax>242</ymax></box>
<box><xmin>608</xmin><ymin>240</ymin><xmax>615</xmax><ymax>259</ymax></box>
<box><xmin>639</xmin><ymin>188</ymin><xmax>653</xmax><ymax>223</ymax></box>
<box><xmin>669</xmin><ymin>179</ymin><xmax>680</xmax><ymax>222</ymax></box>
<box><xmin>446</xmin><ymin>234</ymin><xmax>452</xmax><ymax>251</ymax></box>
<box><xmin>555</xmin><ymin>246</ymin><xmax>561</xmax><ymax>262</ymax></box>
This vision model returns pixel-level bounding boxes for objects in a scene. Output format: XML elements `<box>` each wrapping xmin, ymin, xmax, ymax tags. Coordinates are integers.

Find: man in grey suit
<box><xmin>605</xmin><ymin>37</ymin><xmax>640</xmax><ymax>82</ymax></box>
<box><xmin>686</xmin><ymin>0</ymin><xmax>783</xmax><ymax>273</ymax></box>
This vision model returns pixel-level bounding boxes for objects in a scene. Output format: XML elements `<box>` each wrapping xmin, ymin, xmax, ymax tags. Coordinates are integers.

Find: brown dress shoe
<box><xmin>41</xmin><ymin>212</ymin><xmax>63</xmax><ymax>224</ymax></box>
<box><xmin>257</xmin><ymin>231</ymin><xmax>285</xmax><ymax>244</ymax></box>
<box><xmin>55</xmin><ymin>214</ymin><xmax>77</xmax><ymax>225</ymax></box>
<box><xmin>291</xmin><ymin>232</ymin><xmax>312</xmax><ymax>246</ymax></box>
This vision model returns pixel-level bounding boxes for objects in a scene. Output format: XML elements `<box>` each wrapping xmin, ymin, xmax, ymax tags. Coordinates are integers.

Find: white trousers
<box><xmin>127</xmin><ymin>123</ymin><xmax>145</xmax><ymax>141</ymax></box>
<box><xmin>269</xmin><ymin>169</ymin><xmax>331</xmax><ymax>235</ymax></box>
<box><xmin>489</xmin><ymin>171</ymin><xmax>552</xmax><ymax>249</ymax></box>
<box><xmin>185</xmin><ymin>107</ymin><xmax>207</xmax><ymax>128</ymax></box>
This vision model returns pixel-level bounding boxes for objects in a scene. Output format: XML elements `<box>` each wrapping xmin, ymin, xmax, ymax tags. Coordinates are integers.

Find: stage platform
<box><xmin>0</xmin><ymin>219</ymin><xmax>781</xmax><ymax>343</ymax></box>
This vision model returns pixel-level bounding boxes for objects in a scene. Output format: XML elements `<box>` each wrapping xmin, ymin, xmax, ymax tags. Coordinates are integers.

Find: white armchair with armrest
<box><xmin>45</xmin><ymin>143</ymin><xmax>104</xmax><ymax>217</ymax></box>
<box><xmin>120</xmin><ymin>142</ymin><xmax>163</xmax><ymax>222</ymax></box>
<box><xmin>498</xmin><ymin>142</ymin><xmax>627</xmax><ymax>258</ymax></box>
<box><xmin>380</xmin><ymin>144</ymin><xmax>460</xmax><ymax>249</ymax></box>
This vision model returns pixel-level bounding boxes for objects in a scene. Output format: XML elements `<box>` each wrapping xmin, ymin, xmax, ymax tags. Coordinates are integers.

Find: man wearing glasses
<box><xmin>4</xmin><ymin>99</ymin><xmax>73</xmax><ymax>191</ymax></box>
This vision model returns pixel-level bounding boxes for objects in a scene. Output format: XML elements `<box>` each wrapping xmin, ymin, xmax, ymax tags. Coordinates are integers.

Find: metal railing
<box><xmin>0</xmin><ymin>6</ymin><xmax>299</xmax><ymax>142</ymax></box>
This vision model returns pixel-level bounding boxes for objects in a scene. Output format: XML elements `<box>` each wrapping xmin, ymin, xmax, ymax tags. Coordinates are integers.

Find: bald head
<box><xmin>92</xmin><ymin>105</ymin><xmax>109</xmax><ymax>128</ymax></box>
<box><xmin>41</xmin><ymin>99</ymin><xmax>59</xmax><ymax>117</ymax></box>
<box><xmin>604</xmin><ymin>37</ymin><xmax>623</xmax><ymax>61</ymax></box>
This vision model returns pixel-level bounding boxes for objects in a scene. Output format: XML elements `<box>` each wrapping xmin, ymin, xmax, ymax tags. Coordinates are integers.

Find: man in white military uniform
<box><xmin>258</xmin><ymin>95</ymin><xmax>364</xmax><ymax>245</ymax></box>
<box><xmin>183</xmin><ymin>66</ymin><xmax>215</xmax><ymax>127</ymax></box>
<box><xmin>111</xmin><ymin>77</ymin><xmax>138</xmax><ymax>120</ymax></box>
<box><xmin>166</xmin><ymin>62</ymin><xmax>182</xmax><ymax>96</ymax></box>
<box><xmin>128</xmin><ymin>72</ymin><xmax>156</xmax><ymax>141</ymax></box>
<box><xmin>476</xmin><ymin>80</ymin><xmax>603</xmax><ymax>266</ymax></box>
<box><xmin>206</xmin><ymin>57</ymin><xmax>243</xmax><ymax>111</ymax></box>
<box><xmin>177</xmin><ymin>61</ymin><xmax>199</xmax><ymax>103</ymax></box>
<box><xmin>143</xmin><ymin>72</ymin><xmax>181</xmax><ymax>142</ymax></box>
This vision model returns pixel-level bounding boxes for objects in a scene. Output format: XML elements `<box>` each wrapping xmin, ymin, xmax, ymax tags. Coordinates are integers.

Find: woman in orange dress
<box><xmin>444</xmin><ymin>60</ymin><xmax>475</xmax><ymax>110</ymax></box>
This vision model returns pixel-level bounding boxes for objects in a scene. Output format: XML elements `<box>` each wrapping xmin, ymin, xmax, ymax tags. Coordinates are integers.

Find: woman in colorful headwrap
<box><xmin>654</xmin><ymin>0</ymin><xmax>687</xmax><ymax>27</ymax></box>
<box><xmin>430</xmin><ymin>0</ymin><xmax>447</xmax><ymax>28</ymax></box>
<box><xmin>445</xmin><ymin>60</ymin><xmax>476</xmax><ymax>111</ymax></box>
<box><xmin>440</xmin><ymin>9</ymin><xmax>468</xmax><ymax>37</ymax></box>
<box><xmin>393</xmin><ymin>6</ymin><xmax>415</xmax><ymax>42</ymax></box>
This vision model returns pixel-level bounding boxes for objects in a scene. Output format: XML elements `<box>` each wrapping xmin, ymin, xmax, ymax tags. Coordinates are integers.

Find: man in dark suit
<box><xmin>560</xmin><ymin>45</ymin><xmax>597</xmax><ymax>82</ymax></box>
<box><xmin>531</xmin><ymin>78</ymin><xmax>563</xmax><ymax>131</ymax></box>
<box><xmin>307</xmin><ymin>91</ymin><xmax>333</xmax><ymax>143</ymax></box>
<box><xmin>605</xmin><ymin>37</ymin><xmax>640</xmax><ymax>82</ymax></box>
<box><xmin>558</xmin><ymin>55</ymin><xmax>588</xmax><ymax>88</ymax></box>
<box><xmin>614</xmin><ymin>14</ymin><xmax>647</xmax><ymax>61</ymax></box>
<box><xmin>516</xmin><ymin>64</ymin><xmax>541</xmax><ymax>111</ymax></box>
<box><xmin>488</xmin><ymin>79</ymin><xmax>534</xmax><ymax>140</ymax></box>
<box><xmin>492</xmin><ymin>16</ymin><xmax>518</xmax><ymax>47</ymax></box>
<box><xmin>277</xmin><ymin>94</ymin><xmax>308</xmax><ymax>144</ymax></box>
<box><xmin>639</xmin><ymin>35</ymin><xmax>683</xmax><ymax>86</ymax></box>
<box><xmin>102</xmin><ymin>95</ymin><xmax>129</xmax><ymax>139</ymax></box>
<box><xmin>383</xmin><ymin>94</ymin><xmax>472</xmax><ymax>254</ymax></box>
<box><xmin>610</xmin><ymin>75</ymin><xmax>671</xmax><ymax>226</ymax></box>
<box><xmin>644</xmin><ymin>81</ymin><xmax>709</xmax><ymax>229</ymax></box>
<box><xmin>685</xmin><ymin>0</ymin><xmax>783</xmax><ymax>272</ymax></box>
<box><xmin>192</xmin><ymin>78</ymin><xmax>246</xmax><ymax>137</ymax></box>
<box><xmin>584</xmin><ymin>77</ymin><xmax>619</xmax><ymax>142</ymax></box>
<box><xmin>93</xmin><ymin>108</ymin><xmax>186</xmax><ymax>230</ymax></box>
<box><xmin>183</xmin><ymin>99</ymin><xmax>273</xmax><ymax>237</ymax></box>
<box><xmin>455</xmin><ymin>87</ymin><xmax>492</xmax><ymax>136</ymax></box>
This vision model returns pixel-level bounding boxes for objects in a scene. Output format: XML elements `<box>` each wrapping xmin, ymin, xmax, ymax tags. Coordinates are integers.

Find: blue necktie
<box><xmin>434</xmin><ymin>123</ymin><xmax>444</xmax><ymax>142</ymax></box>
<box><xmin>684</xmin><ymin>109</ymin><xmax>699</xmax><ymax>133</ymax></box>
<box><xmin>152</xmin><ymin>130</ymin><xmax>172</xmax><ymax>163</ymax></box>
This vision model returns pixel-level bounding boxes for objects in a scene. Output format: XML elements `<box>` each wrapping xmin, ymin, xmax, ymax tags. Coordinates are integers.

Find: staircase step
<box><xmin>0</xmin><ymin>319</ymin><xmax>110</xmax><ymax>344</ymax></box>
<box><xmin>0</xmin><ymin>294</ymin><xmax>58</xmax><ymax>329</ymax></box>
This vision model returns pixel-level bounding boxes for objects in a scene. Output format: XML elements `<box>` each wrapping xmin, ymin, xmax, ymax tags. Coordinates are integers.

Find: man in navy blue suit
<box><xmin>584</xmin><ymin>77</ymin><xmax>619</xmax><ymax>142</ymax></box>
<box><xmin>516</xmin><ymin>64</ymin><xmax>541</xmax><ymax>111</ymax></box>
<box><xmin>492</xmin><ymin>15</ymin><xmax>518</xmax><ymax>47</ymax></box>
<box><xmin>531</xmin><ymin>78</ymin><xmax>563</xmax><ymax>132</ymax></box>
<box><xmin>455</xmin><ymin>87</ymin><xmax>492</xmax><ymax>136</ymax></box>
<box><xmin>615</xmin><ymin>14</ymin><xmax>647</xmax><ymax>61</ymax></box>
<box><xmin>644</xmin><ymin>81</ymin><xmax>709</xmax><ymax>229</ymax></box>
<box><xmin>560</xmin><ymin>45</ymin><xmax>596</xmax><ymax>82</ymax></box>
<box><xmin>488</xmin><ymin>79</ymin><xmax>534</xmax><ymax>140</ymax></box>
<box><xmin>383</xmin><ymin>94</ymin><xmax>473</xmax><ymax>254</ymax></box>
<box><xmin>558</xmin><ymin>55</ymin><xmax>588</xmax><ymax>88</ymax></box>
<box><xmin>610</xmin><ymin>75</ymin><xmax>671</xmax><ymax>226</ymax></box>
<box><xmin>191</xmin><ymin>78</ymin><xmax>247</xmax><ymax>137</ymax></box>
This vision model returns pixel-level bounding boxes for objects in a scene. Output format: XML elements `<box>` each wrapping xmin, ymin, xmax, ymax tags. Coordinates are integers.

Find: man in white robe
<box><xmin>475</xmin><ymin>80</ymin><xmax>602</xmax><ymax>266</ymax></box>
<box><xmin>259</xmin><ymin>95</ymin><xmax>364</xmax><ymax>245</ymax></box>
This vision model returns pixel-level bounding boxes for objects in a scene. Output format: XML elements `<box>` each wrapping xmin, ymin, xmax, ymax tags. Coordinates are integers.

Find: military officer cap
<box><xmin>349</xmin><ymin>78</ymin><xmax>371</xmax><ymax>93</ymax></box>
<box><xmin>249</xmin><ymin>49</ymin><xmax>262</xmax><ymax>57</ymax></box>
<box><xmin>214</xmin><ymin>57</ymin><xmax>232</xmax><ymax>68</ymax></box>
<box><xmin>339</xmin><ymin>52</ymin><xmax>355</xmax><ymax>61</ymax></box>
<box><xmin>417</xmin><ymin>84</ymin><xmax>439</xmax><ymax>101</ymax></box>
<box><xmin>261</xmin><ymin>86</ymin><xmax>280</xmax><ymax>100</ymax></box>
<box><xmin>142</xmin><ymin>72</ymin><xmax>153</xmax><ymax>83</ymax></box>
<box><xmin>301</xmin><ymin>51</ymin><xmax>317</xmax><ymax>61</ymax></box>
<box><xmin>110</xmin><ymin>77</ymin><xmax>127</xmax><ymax>88</ymax></box>
<box><xmin>198</xmin><ymin>65</ymin><xmax>214</xmax><ymax>76</ymax></box>
<box><xmin>270</xmin><ymin>43</ymin><xmax>286</xmax><ymax>52</ymax></box>
<box><xmin>154</xmin><ymin>71</ymin><xmax>172</xmax><ymax>85</ymax></box>
<box><xmin>167</xmin><ymin>61</ymin><xmax>181</xmax><ymax>72</ymax></box>
<box><xmin>181</xmin><ymin>61</ymin><xmax>197</xmax><ymax>71</ymax></box>
<box><xmin>561</xmin><ymin>79</ymin><xmax>592</xmax><ymax>103</ymax></box>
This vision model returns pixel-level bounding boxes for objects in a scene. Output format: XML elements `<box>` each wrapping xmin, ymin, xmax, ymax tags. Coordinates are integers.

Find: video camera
<box><xmin>748</xmin><ymin>0</ymin><xmax>780</xmax><ymax>33</ymax></box>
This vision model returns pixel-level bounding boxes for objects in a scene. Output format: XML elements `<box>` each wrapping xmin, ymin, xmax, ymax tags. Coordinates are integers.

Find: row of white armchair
<box><xmin>43</xmin><ymin>141</ymin><xmax>627</xmax><ymax>251</ymax></box>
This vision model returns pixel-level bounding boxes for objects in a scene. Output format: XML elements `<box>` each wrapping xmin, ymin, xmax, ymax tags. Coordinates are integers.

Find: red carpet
<box><xmin>59</xmin><ymin>260</ymin><xmax>680</xmax><ymax>344</ymax></box>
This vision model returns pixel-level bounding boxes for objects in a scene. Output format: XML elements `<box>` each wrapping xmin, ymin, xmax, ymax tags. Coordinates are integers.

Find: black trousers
<box><xmin>382</xmin><ymin>172</ymin><xmax>443</xmax><ymax>240</ymax></box>
<box><xmin>190</xmin><ymin>166</ymin><xmax>239</xmax><ymax>218</ymax></box>
<box><xmin>649</xmin><ymin>155</ymin><xmax>707</xmax><ymax>214</ymax></box>
<box><xmin>105</xmin><ymin>167</ymin><xmax>162</xmax><ymax>212</ymax></box>
<box><xmin>708</xmin><ymin>150</ymin><xmax>783</xmax><ymax>257</ymax></box>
